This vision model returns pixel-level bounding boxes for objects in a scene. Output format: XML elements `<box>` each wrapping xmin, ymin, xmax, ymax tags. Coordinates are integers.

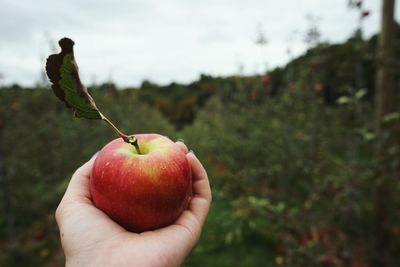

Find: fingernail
<box><xmin>189</xmin><ymin>149</ymin><xmax>195</xmax><ymax>155</ymax></box>
<box><xmin>177</xmin><ymin>138</ymin><xmax>185</xmax><ymax>143</ymax></box>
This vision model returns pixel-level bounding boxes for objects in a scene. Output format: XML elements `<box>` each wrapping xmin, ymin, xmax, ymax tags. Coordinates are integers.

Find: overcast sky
<box><xmin>0</xmin><ymin>0</ymin><xmax>399</xmax><ymax>87</ymax></box>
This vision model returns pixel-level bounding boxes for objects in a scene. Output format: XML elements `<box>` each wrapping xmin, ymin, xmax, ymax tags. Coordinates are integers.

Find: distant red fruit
<box><xmin>314</xmin><ymin>83</ymin><xmax>323</xmax><ymax>93</ymax></box>
<box><xmin>361</xmin><ymin>10</ymin><xmax>370</xmax><ymax>18</ymax></box>
<box><xmin>261</xmin><ymin>75</ymin><xmax>271</xmax><ymax>86</ymax></box>
<box><xmin>301</xmin><ymin>237</ymin><xmax>311</xmax><ymax>246</ymax></box>
<box><xmin>33</xmin><ymin>231</ymin><xmax>46</xmax><ymax>241</ymax></box>
<box><xmin>311</xmin><ymin>228</ymin><xmax>323</xmax><ymax>240</ymax></box>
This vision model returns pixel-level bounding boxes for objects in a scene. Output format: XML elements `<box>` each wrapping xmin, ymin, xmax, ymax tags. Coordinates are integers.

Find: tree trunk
<box><xmin>374</xmin><ymin>0</ymin><xmax>397</xmax><ymax>266</ymax></box>
<box><xmin>376</xmin><ymin>1</ymin><xmax>396</xmax><ymax>135</ymax></box>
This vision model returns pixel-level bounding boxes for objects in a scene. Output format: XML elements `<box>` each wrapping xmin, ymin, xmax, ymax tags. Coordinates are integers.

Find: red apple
<box><xmin>90</xmin><ymin>133</ymin><xmax>192</xmax><ymax>232</ymax></box>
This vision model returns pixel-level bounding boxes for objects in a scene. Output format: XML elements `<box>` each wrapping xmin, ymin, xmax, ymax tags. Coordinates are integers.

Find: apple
<box><xmin>90</xmin><ymin>133</ymin><xmax>192</xmax><ymax>232</ymax></box>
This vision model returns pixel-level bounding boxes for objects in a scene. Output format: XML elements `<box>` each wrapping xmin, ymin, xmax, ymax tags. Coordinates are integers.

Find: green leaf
<box><xmin>355</xmin><ymin>89</ymin><xmax>367</xmax><ymax>100</ymax></box>
<box><xmin>46</xmin><ymin>38</ymin><xmax>102</xmax><ymax>119</ymax></box>
<box><xmin>337</xmin><ymin>96</ymin><xmax>351</xmax><ymax>105</ymax></box>
<box><xmin>359</xmin><ymin>128</ymin><xmax>376</xmax><ymax>141</ymax></box>
<box><xmin>383</xmin><ymin>112</ymin><xmax>400</xmax><ymax>123</ymax></box>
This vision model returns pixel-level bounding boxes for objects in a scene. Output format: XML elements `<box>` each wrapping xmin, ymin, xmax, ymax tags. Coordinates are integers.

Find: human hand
<box><xmin>55</xmin><ymin>142</ymin><xmax>212</xmax><ymax>267</ymax></box>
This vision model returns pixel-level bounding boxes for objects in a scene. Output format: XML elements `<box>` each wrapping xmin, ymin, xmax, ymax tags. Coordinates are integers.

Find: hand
<box><xmin>55</xmin><ymin>142</ymin><xmax>212</xmax><ymax>267</ymax></box>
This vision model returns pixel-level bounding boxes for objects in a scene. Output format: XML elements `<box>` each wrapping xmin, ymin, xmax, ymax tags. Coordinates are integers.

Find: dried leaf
<box><xmin>46</xmin><ymin>38</ymin><xmax>102</xmax><ymax>119</ymax></box>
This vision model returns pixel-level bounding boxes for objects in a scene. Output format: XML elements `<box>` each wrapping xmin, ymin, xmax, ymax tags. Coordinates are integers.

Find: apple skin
<box><xmin>90</xmin><ymin>134</ymin><xmax>192</xmax><ymax>232</ymax></box>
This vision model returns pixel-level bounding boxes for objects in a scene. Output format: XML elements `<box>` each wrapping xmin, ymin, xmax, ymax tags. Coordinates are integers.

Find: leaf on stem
<box><xmin>45</xmin><ymin>38</ymin><xmax>102</xmax><ymax>119</ymax></box>
<box><xmin>45</xmin><ymin>38</ymin><xmax>140</xmax><ymax>151</ymax></box>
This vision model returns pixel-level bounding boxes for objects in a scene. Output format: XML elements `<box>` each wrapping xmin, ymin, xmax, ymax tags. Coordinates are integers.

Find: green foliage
<box><xmin>182</xmin><ymin>77</ymin><xmax>399</xmax><ymax>266</ymax></box>
<box><xmin>0</xmin><ymin>87</ymin><xmax>174</xmax><ymax>266</ymax></box>
<box><xmin>1</xmin><ymin>28</ymin><xmax>399</xmax><ymax>266</ymax></box>
<box><xmin>0</xmin><ymin>73</ymin><xmax>399</xmax><ymax>266</ymax></box>
<box><xmin>134</xmin><ymin>75</ymin><xmax>232</xmax><ymax>129</ymax></box>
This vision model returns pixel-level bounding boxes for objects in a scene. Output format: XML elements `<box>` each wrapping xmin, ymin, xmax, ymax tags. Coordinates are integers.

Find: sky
<box><xmin>0</xmin><ymin>0</ymin><xmax>399</xmax><ymax>87</ymax></box>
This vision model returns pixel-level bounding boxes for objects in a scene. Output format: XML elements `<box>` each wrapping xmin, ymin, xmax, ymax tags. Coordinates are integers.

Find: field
<box><xmin>0</xmin><ymin>24</ymin><xmax>399</xmax><ymax>267</ymax></box>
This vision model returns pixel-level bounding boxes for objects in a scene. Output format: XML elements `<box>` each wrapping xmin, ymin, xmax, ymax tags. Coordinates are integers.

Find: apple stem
<box><xmin>99</xmin><ymin>112</ymin><xmax>142</xmax><ymax>154</ymax></box>
<box><xmin>122</xmin><ymin>135</ymin><xmax>142</xmax><ymax>154</ymax></box>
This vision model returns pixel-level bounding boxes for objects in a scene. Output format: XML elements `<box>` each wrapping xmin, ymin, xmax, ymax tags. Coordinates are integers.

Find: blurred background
<box><xmin>0</xmin><ymin>0</ymin><xmax>399</xmax><ymax>266</ymax></box>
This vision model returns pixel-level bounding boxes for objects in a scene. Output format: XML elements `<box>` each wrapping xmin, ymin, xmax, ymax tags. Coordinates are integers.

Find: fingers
<box><xmin>165</xmin><ymin>152</ymin><xmax>211</xmax><ymax>247</ymax></box>
<box><xmin>175</xmin><ymin>140</ymin><xmax>211</xmax><ymax>203</ymax></box>
<box><xmin>187</xmin><ymin>152</ymin><xmax>211</xmax><ymax>199</ymax></box>
<box><xmin>186</xmin><ymin>152</ymin><xmax>212</xmax><ymax>225</ymax></box>
<box><xmin>55</xmin><ymin>153</ymin><xmax>98</xmax><ymax>232</ymax></box>
<box><xmin>62</xmin><ymin>153</ymin><xmax>98</xmax><ymax>203</ymax></box>
<box><xmin>175</xmin><ymin>140</ymin><xmax>189</xmax><ymax>154</ymax></box>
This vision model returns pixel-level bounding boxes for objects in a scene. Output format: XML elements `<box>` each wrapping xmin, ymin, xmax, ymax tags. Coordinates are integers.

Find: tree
<box><xmin>374</xmin><ymin>0</ymin><xmax>398</xmax><ymax>266</ymax></box>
